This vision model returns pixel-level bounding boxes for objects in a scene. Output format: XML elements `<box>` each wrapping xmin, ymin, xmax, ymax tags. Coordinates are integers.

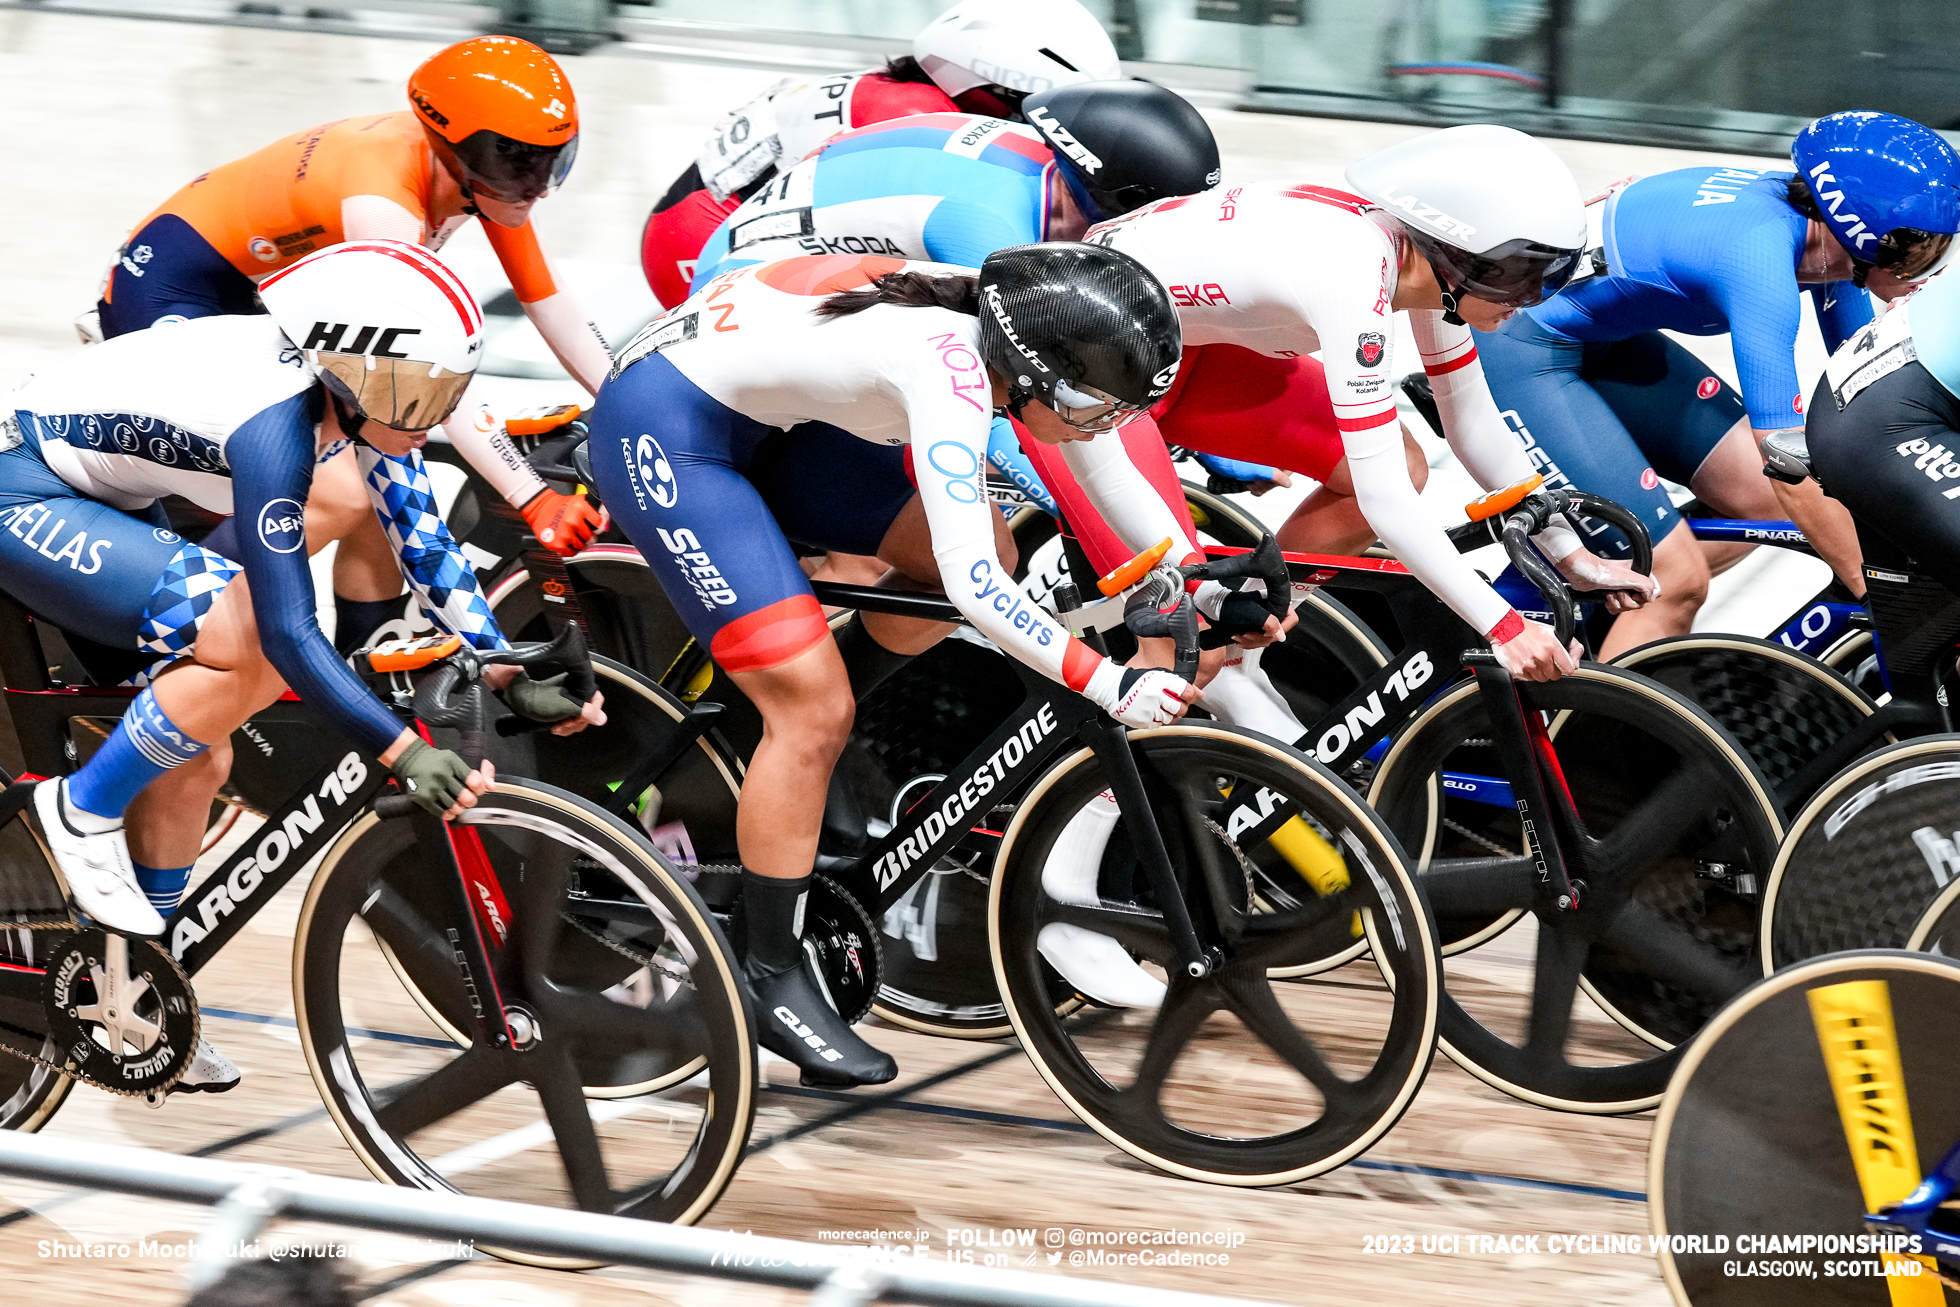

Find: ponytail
<box><xmin>815</xmin><ymin>271</ymin><xmax>981</xmax><ymax>319</ymax></box>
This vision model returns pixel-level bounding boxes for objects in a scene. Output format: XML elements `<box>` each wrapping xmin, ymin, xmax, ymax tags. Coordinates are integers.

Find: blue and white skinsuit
<box><xmin>1</xmin><ymin>314</ymin><xmax>505</xmax><ymax>755</ymax></box>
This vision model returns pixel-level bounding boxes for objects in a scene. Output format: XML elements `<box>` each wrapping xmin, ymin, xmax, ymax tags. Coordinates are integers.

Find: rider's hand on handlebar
<box><xmin>1085</xmin><ymin>661</ymin><xmax>1202</xmax><ymax>727</ymax></box>
<box><xmin>519</xmin><ymin>487</ymin><xmax>607</xmax><ymax>557</ymax></box>
<box><xmin>387</xmin><ymin>738</ymin><xmax>498</xmax><ymax>819</ymax></box>
<box><xmin>482</xmin><ymin>664</ymin><xmax>608</xmax><ymax>736</ymax></box>
<box><xmin>1552</xmin><ymin>546</ymin><xmax>1661</xmax><ymax>614</ymax></box>
<box><xmin>1493</xmin><ymin>618</ymin><xmax>1581</xmax><ymax>682</ymax></box>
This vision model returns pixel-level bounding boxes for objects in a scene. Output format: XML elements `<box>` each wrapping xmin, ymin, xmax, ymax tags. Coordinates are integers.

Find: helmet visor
<box><xmin>448</xmin><ymin>128</ymin><xmax>578</xmax><ymax>204</ymax></box>
<box><xmin>314</xmin><ymin>352</ymin><xmax>472</xmax><ymax>432</ymax></box>
<box><xmin>1425</xmin><ymin>234</ymin><xmax>1584</xmax><ymax>309</ymax></box>
<box><xmin>1051</xmin><ymin>377</ymin><xmax>1149</xmax><ymax>432</ymax></box>
<box><xmin>1872</xmin><ymin>228</ymin><xmax>1955</xmax><ymax>281</ymax></box>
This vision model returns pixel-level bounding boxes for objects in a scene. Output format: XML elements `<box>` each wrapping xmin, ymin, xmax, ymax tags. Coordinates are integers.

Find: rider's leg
<box><xmin>1275</xmin><ymin>430</ymin><xmax>1429</xmax><ymax>555</ymax></box>
<box><xmin>585</xmin><ymin>359</ymin><xmax>899</xmax><ymax>1085</ymax></box>
<box><xmin>1579</xmin><ymin>331</ymin><xmax>1765</xmax><ymax>592</ymax></box>
<box><xmin>1684</xmin><ymin>417</ymin><xmax>1781</xmax><ymax>576</ymax></box>
<box><xmin>1594</xmin><ymin>519</ymin><xmax>1710</xmax><ymax>659</ymax></box>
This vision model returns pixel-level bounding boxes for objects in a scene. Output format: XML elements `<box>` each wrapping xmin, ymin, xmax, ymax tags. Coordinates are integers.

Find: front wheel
<box><xmin>1369</xmin><ymin>664</ymin><xmax>1783</xmax><ymax>1113</ymax></box>
<box><xmin>293</xmin><ymin>781</ymin><xmax>755</xmax><ymax>1256</ymax></box>
<box><xmin>990</xmin><ymin>724</ymin><xmax>1439</xmax><ymax>1186</ymax></box>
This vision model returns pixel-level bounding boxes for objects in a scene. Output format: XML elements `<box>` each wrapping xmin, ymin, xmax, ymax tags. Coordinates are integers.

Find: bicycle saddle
<box><xmin>569</xmin><ymin>437</ymin><xmax>600</xmax><ymax>509</ymax></box>
<box><xmin>1761</xmin><ymin>428</ymin><xmax>1814</xmax><ymax>485</ymax></box>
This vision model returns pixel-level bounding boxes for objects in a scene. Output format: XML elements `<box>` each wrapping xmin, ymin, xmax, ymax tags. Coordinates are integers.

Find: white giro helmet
<box><xmin>912</xmin><ymin>0</ymin><xmax>1121</xmax><ymax>103</ymax></box>
<box><xmin>1345</xmin><ymin>124</ymin><xmax>1586</xmax><ymax>312</ymax></box>
<box><xmin>259</xmin><ymin>239</ymin><xmax>484</xmax><ymax>431</ymax></box>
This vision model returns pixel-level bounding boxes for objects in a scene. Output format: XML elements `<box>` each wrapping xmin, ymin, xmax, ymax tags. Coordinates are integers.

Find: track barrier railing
<box><xmin>0</xmin><ymin>1131</ymin><xmax>1278</xmax><ymax>1307</ymax></box>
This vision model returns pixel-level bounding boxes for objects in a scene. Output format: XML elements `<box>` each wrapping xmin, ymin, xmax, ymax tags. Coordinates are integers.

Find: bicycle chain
<box><xmin>1441</xmin><ymin>816</ymin><xmax>1520</xmax><ymax>859</ymax></box>
<box><xmin>1200</xmin><ymin>816</ymin><xmax>1259</xmax><ymax>908</ymax></box>
<box><xmin>560</xmin><ymin>911</ymin><xmax>698</xmax><ymax>991</ymax></box>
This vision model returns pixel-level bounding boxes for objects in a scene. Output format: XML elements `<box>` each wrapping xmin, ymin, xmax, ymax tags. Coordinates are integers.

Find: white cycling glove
<box><xmin>1083</xmin><ymin>660</ymin><xmax>1193</xmax><ymax>728</ymax></box>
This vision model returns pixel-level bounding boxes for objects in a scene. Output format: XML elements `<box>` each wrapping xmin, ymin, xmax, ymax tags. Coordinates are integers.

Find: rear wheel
<box><xmin>294</xmin><ymin>781</ymin><xmax>755</xmax><ymax>1255</ymax></box>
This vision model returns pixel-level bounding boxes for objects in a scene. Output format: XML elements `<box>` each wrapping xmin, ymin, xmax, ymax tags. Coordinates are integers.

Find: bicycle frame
<box><xmin>0</xmin><ymin>591</ymin><xmax>522</xmax><ymax>1055</ymax></box>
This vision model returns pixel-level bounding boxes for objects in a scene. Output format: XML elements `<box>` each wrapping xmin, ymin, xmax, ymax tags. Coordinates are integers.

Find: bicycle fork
<box><xmin>1467</xmin><ymin>654</ymin><xmax>1583</xmax><ymax>912</ymax></box>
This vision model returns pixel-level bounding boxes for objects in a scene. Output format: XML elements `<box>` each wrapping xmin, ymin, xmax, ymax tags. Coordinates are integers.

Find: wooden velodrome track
<box><xmin>0</xmin><ymin>12</ymin><xmax>1830</xmax><ymax>1303</ymax></box>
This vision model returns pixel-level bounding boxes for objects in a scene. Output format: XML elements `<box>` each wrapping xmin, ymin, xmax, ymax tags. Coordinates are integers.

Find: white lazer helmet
<box><xmin>1345</xmin><ymin>125</ymin><xmax>1586</xmax><ymax>315</ymax></box>
<box><xmin>912</xmin><ymin>0</ymin><xmax>1121</xmax><ymax>105</ymax></box>
<box><xmin>259</xmin><ymin>239</ymin><xmax>484</xmax><ymax>431</ymax></box>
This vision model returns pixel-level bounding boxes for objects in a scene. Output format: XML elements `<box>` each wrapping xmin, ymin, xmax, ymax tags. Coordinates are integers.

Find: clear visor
<box><xmin>1051</xmin><ymin>377</ymin><xmax>1149</xmax><ymax>432</ymax></box>
<box><xmin>449</xmin><ymin>129</ymin><xmax>578</xmax><ymax>205</ymax></box>
<box><xmin>1869</xmin><ymin>228</ymin><xmax>1955</xmax><ymax>282</ymax></box>
<box><xmin>1428</xmin><ymin>235</ymin><xmax>1583</xmax><ymax>309</ymax></box>
<box><xmin>313</xmin><ymin>352</ymin><xmax>472</xmax><ymax>432</ymax></box>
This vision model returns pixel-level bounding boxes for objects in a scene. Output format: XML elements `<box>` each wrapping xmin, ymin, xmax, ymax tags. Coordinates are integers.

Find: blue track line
<box><xmin>204</xmin><ymin>1007</ymin><xmax>1650</xmax><ymax>1205</ymax></box>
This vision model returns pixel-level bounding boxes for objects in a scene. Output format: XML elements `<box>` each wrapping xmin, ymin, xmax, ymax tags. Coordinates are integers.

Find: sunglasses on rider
<box><xmin>1050</xmin><ymin>377</ymin><xmax>1150</xmax><ymax>432</ymax></box>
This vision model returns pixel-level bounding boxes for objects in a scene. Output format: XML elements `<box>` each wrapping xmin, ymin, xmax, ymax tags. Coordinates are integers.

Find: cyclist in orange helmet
<box><xmin>92</xmin><ymin>37</ymin><xmax>608</xmax><ymax>649</ymax></box>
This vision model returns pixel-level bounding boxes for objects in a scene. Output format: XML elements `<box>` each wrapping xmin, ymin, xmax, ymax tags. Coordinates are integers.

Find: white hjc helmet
<box><xmin>259</xmin><ymin>239</ymin><xmax>484</xmax><ymax>431</ymax></box>
<box><xmin>1345</xmin><ymin>124</ymin><xmax>1587</xmax><ymax>317</ymax></box>
<box><xmin>913</xmin><ymin>0</ymin><xmax>1121</xmax><ymax>102</ymax></box>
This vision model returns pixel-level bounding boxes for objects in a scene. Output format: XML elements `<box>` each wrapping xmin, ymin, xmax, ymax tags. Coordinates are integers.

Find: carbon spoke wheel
<box><xmin>294</xmin><ymin>781</ymin><xmax>755</xmax><ymax>1259</ymax></box>
<box><xmin>1370</xmin><ymin>665</ymin><xmax>1782</xmax><ymax>1112</ymax></box>
<box><xmin>1613</xmin><ymin>633</ymin><xmax>1880</xmax><ymax>810</ymax></box>
<box><xmin>991</xmin><ymin>724</ymin><xmax>1439</xmax><ymax>1186</ymax></box>
<box><xmin>1763</xmin><ymin>737</ymin><xmax>1960</xmax><ymax>972</ymax></box>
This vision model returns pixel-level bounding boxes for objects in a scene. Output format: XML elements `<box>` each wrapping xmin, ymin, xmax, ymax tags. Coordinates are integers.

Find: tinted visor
<box><xmin>314</xmin><ymin>353</ymin><xmax>472</xmax><ymax>432</ymax></box>
<box><xmin>1426</xmin><ymin>234</ymin><xmax>1583</xmax><ymax>309</ymax></box>
<box><xmin>1051</xmin><ymin>377</ymin><xmax>1148</xmax><ymax>432</ymax></box>
<box><xmin>1871</xmin><ymin>228</ymin><xmax>1955</xmax><ymax>281</ymax></box>
<box><xmin>449</xmin><ymin>128</ymin><xmax>578</xmax><ymax>204</ymax></box>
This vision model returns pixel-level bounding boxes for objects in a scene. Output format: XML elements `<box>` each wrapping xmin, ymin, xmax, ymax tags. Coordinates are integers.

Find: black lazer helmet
<box><xmin>1022</xmin><ymin>80</ymin><xmax>1222</xmax><ymax>224</ymax></box>
<box><xmin>978</xmin><ymin>242</ymin><xmax>1183</xmax><ymax>430</ymax></box>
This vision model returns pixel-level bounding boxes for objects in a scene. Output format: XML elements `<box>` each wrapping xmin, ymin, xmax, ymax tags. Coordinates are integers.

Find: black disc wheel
<box><xmin>1651</xmin><ymin>950</ymin><xmax>1960</xmax><ymax>1306</ymax></box>
<box><xmin>1613</xmin><ymin>633</ymin><xmax>1879</xmax><ymax>812</ymax></box>
<box><xmin>1369</xmin><ymin>665</ymin><xmax>1783</xmax><ymax>1112</ymax></box>
<box><xmin>990</xmin><ymin>724</ymin><xmax>1439</xmax><ymax>1185</ymax></box>
<box><xmin>294</xmin><ymin>781</ymin><xmax>755</xmax><ymax>1254</ymax></box>
<box><xmin>1762</xmin><ymin>737</ymin><xmax>1960</xmax><ymax>972</ymax></box>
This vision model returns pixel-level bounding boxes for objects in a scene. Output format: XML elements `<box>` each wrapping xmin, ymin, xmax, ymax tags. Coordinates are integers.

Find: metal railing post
<box><xmin>184</xmin><ymin>1177</ymin><xmax>291</xmax><ymax>1293</ymax></box>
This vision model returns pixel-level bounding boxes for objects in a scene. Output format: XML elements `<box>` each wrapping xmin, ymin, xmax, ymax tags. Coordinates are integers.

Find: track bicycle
<box><xmin>0</xmin><ymin>605</ymin><xmax>757</xmax><ymax>1244</ymax></box>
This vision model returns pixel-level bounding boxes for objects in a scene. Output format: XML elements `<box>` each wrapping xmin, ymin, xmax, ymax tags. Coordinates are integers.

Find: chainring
<box><xmin>42</xmin><ymin>929</ymin><xmax>197</xmax><ymax>1096</ymax></box>
<box><xmin>800</xmin><ymin>875</ymin><xmax>883</xmax><ymax>1025</ymax></box>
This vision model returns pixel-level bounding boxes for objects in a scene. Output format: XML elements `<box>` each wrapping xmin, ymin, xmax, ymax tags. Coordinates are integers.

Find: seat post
<box><xmin>0</xmin><ymin>592</ymin><xmax>49</xmax><ymax>693</ymax></box>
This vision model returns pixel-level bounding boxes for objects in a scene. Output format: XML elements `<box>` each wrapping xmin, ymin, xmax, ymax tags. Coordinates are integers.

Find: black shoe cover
<box><xmin>750</xmin><ymin>962</ymin><xmax>897</xmax><ymax>1088</ymax></box>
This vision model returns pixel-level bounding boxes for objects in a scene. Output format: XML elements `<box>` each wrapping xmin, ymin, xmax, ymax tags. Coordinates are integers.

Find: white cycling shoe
<box><xmin>175</xmin><ymin>1038</ymin><xmax>242</xmax><ymax>1094</ymax></box>
<box><xmin>34</xmin><ymin>779</ymin><xmax>164</xmax><ymax>938</ymax></box>
<box><xmin>1037</xmin><ymin>790</ymin><xmax>1166</xmax><ymax>1009</ymax></box>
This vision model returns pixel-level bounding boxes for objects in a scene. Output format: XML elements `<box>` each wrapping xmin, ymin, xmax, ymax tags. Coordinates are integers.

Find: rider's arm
<box><xmin>1408</xmin><ymin>311</ymin><xmax>1582</xmax><ymax>561</ymax></box>
<box><xmin>483</xmin><ymin>220</ymin><xmax>613</xmax><ymax>397</ymax></box>
<box><xmin>227</xmin><ymin>391</ymin><xmax>414</xmax><ymax>757</ymax></box>
<box><xmin>352</xmin><ymin>445</ymin><xmax>511</xmax><ymax>651</ymax></box>
<box><xmin>1055</xmin><ymin>426</ymin><xmax>1203</xmax><ymax>563</ymax></box>
<box><xmin>904</xmin><ymin>358</ymin><xmax>1113</xmax><ymax>693</ymax></box>
<box><xmin>1718</xmin><ymin>243</ymin><xmax>1868</xmax><ymax>591</ymax></box>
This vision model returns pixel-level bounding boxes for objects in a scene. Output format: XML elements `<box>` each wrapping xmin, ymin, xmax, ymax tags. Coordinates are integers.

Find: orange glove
<box><xmin>519</xmin><ymin>487</ymin><xmax>607</xmax><ymax>557</ymax></box>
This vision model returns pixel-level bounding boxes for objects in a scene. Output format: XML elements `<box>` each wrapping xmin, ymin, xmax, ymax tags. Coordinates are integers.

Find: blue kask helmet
<box><xmin>1791</xmin><ymin>112</ymin><xmax>1960</xmax><ymax>282</ymax></box>
<box><xmin>1910</xmin><ymin>271</ymin><xmax>1960</xmax><ymax>402</ymax></box>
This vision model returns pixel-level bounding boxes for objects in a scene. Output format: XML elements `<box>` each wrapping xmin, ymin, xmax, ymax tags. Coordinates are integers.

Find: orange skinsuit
<box><xmin>103</xmin><ymin>111</ymin><xmax>609</xmax><ymax>397</ymax></box>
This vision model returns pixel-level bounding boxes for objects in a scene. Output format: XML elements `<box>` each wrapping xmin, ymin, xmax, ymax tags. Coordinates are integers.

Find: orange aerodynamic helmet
<box><xmin>407</xmin><ymin>36</ymin><xmax>579</xmax><ymax>206</ymax></box>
